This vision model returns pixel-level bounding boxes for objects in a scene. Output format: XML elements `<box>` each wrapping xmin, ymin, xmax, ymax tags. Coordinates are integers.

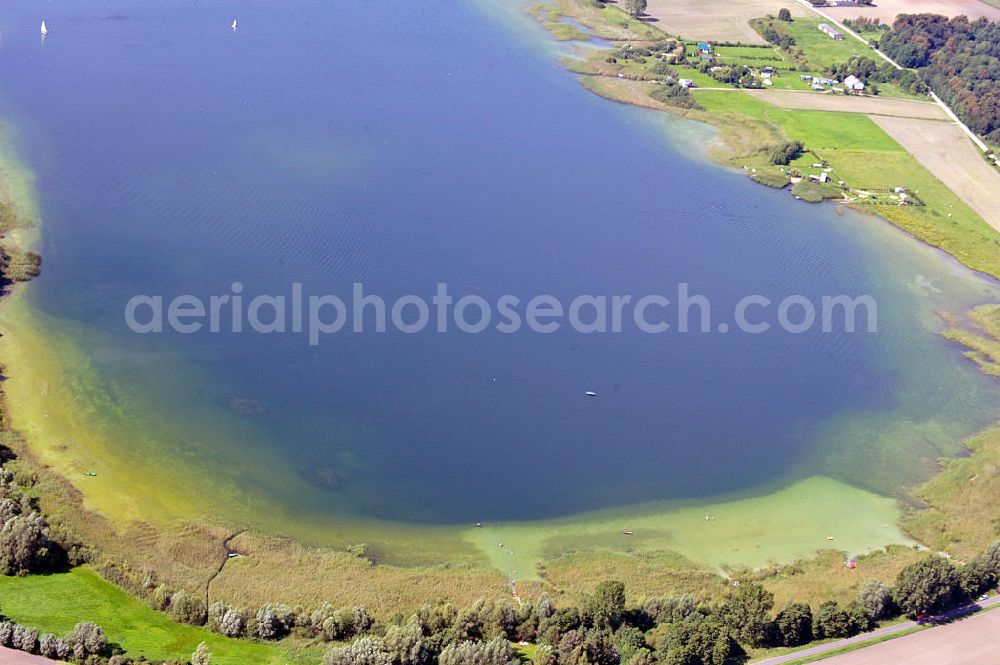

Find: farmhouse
<box><xmin>696</xmin><ymin>42</ymin><xmax>713</xmax><ymax>58</ymax></box>
<box><xmin>818</xmin><ymin>23</ymin><xmax>844</xmax><ymax>39</ymax></box>
<box><xmin>843</xmin><ymin>74</ymin><xmax>865</xmax><ymax>93</ymax></box>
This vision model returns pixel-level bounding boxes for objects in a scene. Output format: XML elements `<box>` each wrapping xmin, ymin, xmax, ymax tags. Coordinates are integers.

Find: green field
<box><xmin>777</xmin><ymin>17</ymin><xmax>874</xmax><ymax>70</ymax></box>
<box><xmin>0</xmin><ymin>568</ymin><xmax>310</xmax><ymax>664</ymax></box>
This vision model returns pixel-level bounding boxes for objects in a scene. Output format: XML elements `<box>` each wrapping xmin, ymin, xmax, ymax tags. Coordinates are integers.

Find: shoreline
<box><xmin>550</xmin><ymin>0</ymin><xmax>1000</xmax><ymax>280</ymax></box>
<box><xmin>0</xmin><ymin>0</ymin><xmax>996</xmax><ymax>632</ymax></box>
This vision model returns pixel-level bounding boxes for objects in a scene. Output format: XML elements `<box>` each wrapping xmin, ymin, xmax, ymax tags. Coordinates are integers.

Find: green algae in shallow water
<box><xmin>464</xmin><ymin>476</ymin><xmax>915</xmax><ymax>581</ymax></box>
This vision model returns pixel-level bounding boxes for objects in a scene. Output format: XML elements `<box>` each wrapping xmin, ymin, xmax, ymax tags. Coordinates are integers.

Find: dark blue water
<box><xmin>0</xmin><ymin>0</ymin><xmax>996</xmax><ymax>524</ymax></box>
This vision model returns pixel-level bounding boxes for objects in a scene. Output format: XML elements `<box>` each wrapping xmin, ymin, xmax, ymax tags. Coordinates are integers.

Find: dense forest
<box><xmin>878</xmin><ymin>14</ymin><xmax>1000</xmax><ymax>143</ymax></box>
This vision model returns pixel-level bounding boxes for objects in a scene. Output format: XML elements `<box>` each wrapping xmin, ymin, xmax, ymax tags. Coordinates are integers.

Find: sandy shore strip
<box><xmin>745</xmin><ymin>89</ymin><xmax>949</xmax><ymax>120</ymax></box>
<box><xmin>871</xmin><ymin>115</ymin><xmax>1000</xmax><ymax>233</ymax></box>
<box><xmin>643</xmin><ymin>0</ymin><xmax>809</xmax><ymax>44</ymax></box>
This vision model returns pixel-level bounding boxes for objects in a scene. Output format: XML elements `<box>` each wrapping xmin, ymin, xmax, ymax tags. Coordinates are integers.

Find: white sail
<box><xmin>231</xmin><ymin>19</ymin><xmax>237</xmax><ymax>30</ymax></box>
<box><xmin>40</xmin><ymin>20</ymin><xmax>47</xmax><ymax>35</ymax></box>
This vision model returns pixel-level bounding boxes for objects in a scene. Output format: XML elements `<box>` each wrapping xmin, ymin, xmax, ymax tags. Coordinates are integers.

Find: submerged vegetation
<box><xmin>0</xmin><ymin>1</ymin><xmax>996</xmax><ymax>663</ymax></box>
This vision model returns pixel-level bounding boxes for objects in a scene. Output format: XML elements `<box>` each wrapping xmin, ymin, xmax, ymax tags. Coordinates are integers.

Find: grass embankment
<box><xmin>0</xmin><ymin>568</ymin><xmax>311</xmax><ymax>664</ymax></box>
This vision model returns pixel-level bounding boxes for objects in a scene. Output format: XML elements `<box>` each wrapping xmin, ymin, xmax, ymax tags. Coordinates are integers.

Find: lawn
<box><xmin>767</xmin><ymin>110</ymin><xmax>904</xmax><ymax>151</ymax></box>
<box><xmin>778</xmin><ymin>17</ymin><xmax>874</xmax><ymax>70</ymax></box>
<box><xmin>692</xmin><ymin>89</ymin><xmax>775</xmax><ymax>120</ymax></box>
<box><xmin>0</xmin><ymin>568</ymin><xmax>310</xmax><ymax>664</ymax></box>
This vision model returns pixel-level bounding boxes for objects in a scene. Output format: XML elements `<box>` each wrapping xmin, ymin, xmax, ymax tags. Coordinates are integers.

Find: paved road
<box><xmin>755</xmin><ymin>595</ymin><xmax>1000</xmax><ymax>665</ymax></box>
<box><xmin>0</xmin><ymin>647</ymin><xmax>57</xmax><ymax>664</ymax></box>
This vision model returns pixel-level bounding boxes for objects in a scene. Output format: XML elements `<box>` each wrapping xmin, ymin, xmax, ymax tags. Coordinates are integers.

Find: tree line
<box><xmin>878</xmin><ymin>14</ymin><xmax>1000</xmax><ymax>142</ymax></box>
<box><xmin>319</xmin><ymin>543</ymin><xmax>1000</xmax><ymax>665</ymax></box>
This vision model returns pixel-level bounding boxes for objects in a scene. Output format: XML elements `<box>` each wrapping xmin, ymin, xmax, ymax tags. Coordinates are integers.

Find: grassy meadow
<box><xmin>0</xmin><ymin>568</ymin><xmax>313</xmax><ymax>664</ymax></box>
<box><xmin>759</xmin><ymin>16</ymin><xmax>874</xmax><ymax>70</ymax></box>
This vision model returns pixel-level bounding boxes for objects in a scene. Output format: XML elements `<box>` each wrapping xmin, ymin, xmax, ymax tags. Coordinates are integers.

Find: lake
<box><xmin>0</xmin><ymin>0</ymin><xmax>997</xmax><ymax>536</ymax></box>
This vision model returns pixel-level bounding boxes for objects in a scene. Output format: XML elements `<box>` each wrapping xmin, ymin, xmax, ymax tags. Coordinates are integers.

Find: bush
<box><xmin>985</xmin><ymin>541</ymin><xmax>1000</xmax><ymax>577</ymax></box>
<box><xmin>254</xmin><ymin>603</ymin><xmax>295</xmax><ymax>640</ymax></box>
<box><xmin>773</xmin><ymin>603</ymin><xmax>812</xmax><ymax>647</ymax></box>
<box><xmin>655</xmin><ymin>616</ymin><xmax>737</xmax><ymax>665</ymax></box>
<box><xmin>169</xmin><ymin>589</ymin><xmax>207</xmax><ymax>625</ymax></box>
<box><xmin>959</xmin><ymin>560</ymin><xmax>995</xmax><ymax>598</ymax></box>
<box><xmin>439</xmin><ymin>638</ymin><xmax>518</xmax><ymax>665</ymax></box>
<box><xmin>11</xmin><ymin>625</ymin><xmax>38</xmax><ymax>653</ymax></box>
<box><xmin>859</xmin><ymin>579</ymin><xmax>895</xmax><ymax>620</ymax></box>
<box><xmin>325</xmin><ymin>637</ymin><xmax>390</xmax><ymax>665</ymax></box>
<box><xmin>642</xmin><ymin>595</ymin><xmax>697</xmax><ymax>626</ymax></box>
<box><xmin>0</xmin><ymin>511</ymin><xmax>64</xmax><ymax>575</ymax></box>
<box><xmin>38</xmin><ymin>633</ymin><xmax>70</xmax><ymax>659</ymax></box>
<box><xmin>813</xmin><ymin>602</ymin><xmax>856</xmax><ymax>639</ymax></box>
<box><xmin>218</xmin><ymin>609</ymin><xmax>245</xmax><ymax>638</ymax></box>
<box><xmin>192</xmin><ymin>641</ymin><xmax>213</xmax><ymax>665</ymax></box>
<box><xmin>893</xmin><ymin>556</ymin><xmax>963</xmax><ymax>617</ymax></box>
<box><xmin>65</xmin><ymin>621</ymin><xmax>108</xmax><ymax>658</ymax></box>
<box><xmin>588</xmin><ymin>580</ymin><xmax>627</xmax><ymax>627</ymax></box>
<box><xmin>722</xmin><ymin>582</ymin><xmax>773</xmax><ymax>648</ymax></box>
<box><xmin>767</xmin><ymin>140</ymin><xmax>803</xmax><ymax>166</ymax></box>
<box><xmin>381</xmin><ymin>623</ymin><xmax>429</xmax><ymax>665</ymax></box>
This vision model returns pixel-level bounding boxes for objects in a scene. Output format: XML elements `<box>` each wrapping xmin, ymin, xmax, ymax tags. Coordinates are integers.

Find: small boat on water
<box><xmin>231</xmin><ymin>19</ymin><xmax>238</xmax><ymax>30</ymax></box>
<box><xmin>585</xmin><ymin>390</ymin><xmax>597</xmax><ymax>397</ymax></box>
<box><xmin>40</xmin><ymin>20</ymin><xmax>48</xmax><ymax>36</ymax></box>
<box><xmin>622</xmin><ymin>530</ymin><xmax>633</xmax><ymax>536</ymax></box>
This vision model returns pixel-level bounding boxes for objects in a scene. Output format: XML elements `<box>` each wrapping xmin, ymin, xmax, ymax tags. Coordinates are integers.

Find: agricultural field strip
<box><xmin>744</xmin><ymin>89</ymin><xmax>948</xmax><ymax>120</ymax></box>
<box><xmin>642</xmin><ymin>0</ymin><xmax>809</xmax><ymax>45</ymax></box>
<box><xmin>871</xmin><ymin>115</ymin><xmax>1000</xmax><ymax>233</ymax></box>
